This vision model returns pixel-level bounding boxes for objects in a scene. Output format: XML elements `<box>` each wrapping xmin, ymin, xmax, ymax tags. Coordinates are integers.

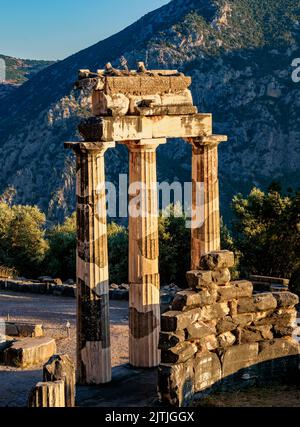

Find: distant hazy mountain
<box><xmin>0</xmin><ymin>54</ymin><xmax>55</xmax><ymax>84</ymax></box>
<box><xmin>0</xmin><ymin>54</ymin><xmax>55</xmax><ymax>98</ymax></box>
<box><xmin>0</xmin><ymin>0</ymin><xmax>299</xmax><ymax>222</ymax></box>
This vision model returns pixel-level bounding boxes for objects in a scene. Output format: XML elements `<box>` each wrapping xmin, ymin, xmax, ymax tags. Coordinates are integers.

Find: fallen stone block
<box><xmin>161</xmin><ymin>341</ymin><xmax>198</xmax><ymax>364</ymax></box>
<box><xmin>253</xmin><ymin>308</ymin><xmax>296</xmax><ymax>327</ymax></box>
<box><xmin>236</xmin><ymin>325</ymin><xmax>273</xmax><ymax>344</ymax></box>
<box><xmin>28</xmin><ymin>380</ymin><xmax>65</xmax><ymax>408</ymax></box>
<box><xmin>233</xmin><ymin>281</ymin><xmax>254</xmax><ymax>298</ymax></box>
<box><xmin>211</xmin><ymin>269</ymin><xmax>231</xmax><ymax>286</ymax></box>
<box><xmin>158</xmin><ymin>359</ymin><xmax>194</xmax><ymax>407</ymax></box>
<box><xmin>186</xmin><ymin>321</ymin><xmax>216</xmax><ymax>340</ymax></box>
<box><xmin>158</xmin><ymin>331</ymin><xmax>185</xmax><ymax>351</ymax></box>
<box><xmin>217</xmin><ymin>331</ymin><xmax>236</xmax><ymax>348</ymax></box>
<box><xmin>228</xmin><ymin>299</ymin><xmax>238</xmax><ymax>316</ymax></box>
<box><xmin>5</xmin><ymin>322</ymin><xmax>43</xmax><ymax>338</ymax></box>
<box><xmin>221</xmin><ymin>343</ymin><xmax>259</xmax><ymax>377</ymax></box>
<box><xmin>43</xmin><ymin>354</ymin><xmax>76</xmax><ymax>407</ymax></box>
<box><xmin>199</xmin><ymin>303</ymin><xmax>230</xmax><ymax>322</ymax></box>
<box><xmin>194</xmin><ymin>352</ymin><xmax>222</xmax><ymax>392</ymax></box>
<box><xmin>172</xmin><ymin>288</ymin><xmax>217</xmax><ymax>311</ymax></box>
<box><xmin>186</xmin><ymin>270</ymin><xmax>213</xmax><ymax>290</ymax></box>
<box><xmin>272</xmin><ymin>292</ymin><xmax>299</xmax><ymax>308</ymax></box>
<box><xmin>193</xmin><ymin>334</ymin><xmax>218</xmax><ymax>352</ymax></box>
<box><xmin>3</xmin><ymin>337</ymin><xmax>56</xmax><ymax>368</ymax></box>
<box><xmin>232</xmin><ymin>313</ymin><xmax>254</xmax><ymax>327</ymax></box>
<box><xmin>273</xmin><ymin>324</ymin><xmax>295</xmax><ymax>337</ymax></box>
<box><xmin>216</xmin><ymin>317</ymin><xmax>238</xmax><ymax>334</ymax></box>
<box><xmin>161</xmin><ymin>309</ymin><xmax>201</xmax><ymax>332</ymax></box>
<box><xmin>200</xmin><ymin>251</ymin><xmax>235</xmax><ymax>271</ymax></box>
<box><xmin>238</xmin><ymin>293</ymin><xmax>277</xmax><ymax>313</ymax></box>
<box><xmin>258</xmin><ymin>338</ymin><xmax>300</xmax><ymax>363</ymax></box>
<box><xmin>216</xmin><ymin>313</ymin><xmax>254</xmax><ymax>334</ymax></box>
<box><xmin>217</xmin><ymin>285</ymin><xmax>236</xmax><ymax>302</ymax></box>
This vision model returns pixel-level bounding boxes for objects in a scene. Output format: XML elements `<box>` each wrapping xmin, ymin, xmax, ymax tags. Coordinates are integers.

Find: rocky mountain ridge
<box><xmin>0</xmin><ymin>0</ymin><xmax>299</xmax><ymax>222</ymax></box>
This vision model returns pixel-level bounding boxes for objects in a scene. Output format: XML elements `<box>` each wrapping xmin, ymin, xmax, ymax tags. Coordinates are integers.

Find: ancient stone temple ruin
<box><xmin>65</xmin><ymin>62</ymin><xmax>227</xmax><ymax>383</ymax></box>
<box><xmin>65</xmin><ymin>62</ymin><xmax>299</xmax><ymax>405</ymax></box>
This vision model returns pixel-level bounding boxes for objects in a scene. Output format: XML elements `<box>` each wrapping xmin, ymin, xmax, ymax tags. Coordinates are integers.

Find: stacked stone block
<box><xmin>158</xmin><ymin>250</ymin><xmax>300</xmax><ymax>406</ymax></box>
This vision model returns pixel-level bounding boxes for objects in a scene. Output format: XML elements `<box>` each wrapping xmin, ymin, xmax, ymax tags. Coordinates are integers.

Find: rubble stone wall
<box><xmin>158</xmin><ymin>251</ymin><xmax>300</xmax><ymax>406</ymax></box>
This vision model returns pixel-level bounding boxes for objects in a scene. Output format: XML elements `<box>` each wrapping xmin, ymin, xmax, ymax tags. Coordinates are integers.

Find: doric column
<box><xmin>187</xmin><ymin>135</ymin><xmax>227</xmax><ymax>270</ymax></box>
<box><xmin>65</xmin><ymin>141</ymin><xmax>115</xmax><ymax>385</ymax></box>
<box><xmin>123</xmin><ymin>138</ymin><xmax>166</xmax><ymax>368</ymax></box>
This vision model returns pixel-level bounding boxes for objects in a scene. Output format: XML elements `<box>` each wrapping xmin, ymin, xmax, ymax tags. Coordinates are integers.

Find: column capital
<box><xmin>119</xmin><ymin>138</ymin><xmax>167</xmax><ymax>152</ymax></box>
<box><xmin>65</xmin><ymin>141</ymin><xmax>115</xmax><ymax>156</ymax></box>
<box><xmin>186</xmin><ymin>134</ymin><xmax>228</xmax><ymax>151</ymax></box>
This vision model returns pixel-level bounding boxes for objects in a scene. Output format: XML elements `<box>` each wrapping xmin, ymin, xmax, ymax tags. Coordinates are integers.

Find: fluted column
<box><xmin>124</xmin><ymin>138</ymin><xmax>166</xmax><ymax>368</ymax></box>
<box><xmin>65</xmin><ymin>141</ymin><xmax>115</xmax><ymax>385</ymax></box>
<box><xmin>187</xmin><ymin>135</ymin><xmax>227</xmax><ymax>270</ymax></box>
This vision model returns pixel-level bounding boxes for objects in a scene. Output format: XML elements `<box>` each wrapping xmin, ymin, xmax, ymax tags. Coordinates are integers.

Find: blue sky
<box><xmin>0</xmin><ymin>0</ymin><xmax>170</xmax><ymax>60</ymax></box>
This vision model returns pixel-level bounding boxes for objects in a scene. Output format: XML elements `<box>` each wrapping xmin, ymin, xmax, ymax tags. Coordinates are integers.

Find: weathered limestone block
<box><xmin>161</xmin><ymin>342</ymin><xmax>198</xmax><ymax>364</ymax></box>
<box><xmin>258</xmin><ymin>338</ymin><xmax>300</xmax><ymax>363</ymax></box>
<box><xmin>3</xmin><ymin>337</ymin><xmax>56</xmax><ymax>368</ymax></box>
<box><xmin>211</xmin><ymin>269</ymin><xmax>231</xmax><ymax>286</ymax></box>
<box><xmin>273</xmin><ymin>324</ymin><xmax>295</xmax><ymax>338</ymax></box>
<box><xmin>218</xmin><ymin>332</ymin><xmax>236</xmax><ymax>348</ymax></box>
<box><xmin>186</xmin><ymin>321</ymin><xmax>216</xmax><ymax>340</ymax></box>
<box><xmin>236</xmin><ymin>325</ymin><xmax>273</xmax><ymax>344</ymax></box>
<box><xmin>158</xmin><ymin>359</ymin><xmax>194</xmax><ymax>407</ymax></box>
<box><xmin>172</xmin><ymin>289</ymin><xmax>217</xmax><ymax>311</ymax></box>
<box><xmin>5</xmin><ymin>322</ymin><xmax>43</xmax><ymax>338</ymax></box>
<box><xmin>161</xmin><ymin>309</ymin><xmax>201</xmax><ymax>332</ymax></box>
<box><xmin>221</xmin><ymin>343</ymin><xmax>259</xmax><ymax>377</ymax></box>
<box><xmin>136</xmin><ymin>104</ymin><xmax>197</xmax><ymax>117</ymax></box>
<box><xmin>238</xmin><ymin>293</ymin><xmax>277</xmax><ymax>314</ymax></box>
<box><xmin>104</xmin><ymin>74</ymin><xmax>192</xmax><ymax>96</ymax></box>
<box><xmin>200</xmin><ymin>251</ymin><xmax>235</xmax><ymax>271</ymax></box>
<box><xmin>232</xmin><ymin>313</ymin><xmax>254</xmax><ymax>327</ymax></box>
<box><xmin>272</xmin><ymin>292</ymin><xmax>299</xmax><ymax>308</ymax></box>
<box><xmin>194</xmin><ymin>352</ymin><xmax>222</xmax><ymax>392</ymax></box>
<box><xmin>193</xmin><ymin>335</ymin><xmax>218</xmax><ymax>352</ymax></box>
<box><xmin>217</xmin><ymin>314</ymin><xmax>254</xmax><ymax>334</ymax></box>
<box><xmin>186</xmin><ymin>270</ymin><xmax>213</xmax><ymax>290</ymax></box>
<box><xmin>92</xmin><ymin>91</ymin><xmax>130</xmax><ymax>116</ymax></box>
<box><xmin>254</xmin><ymin>308</ymin><xmax>296</xmax><ymax>327</ymax></box>
<box><xmin>199</xmin><ymin>303</ymin><xmax>230</xmax><ymax>322</ymax></box>
<box><xmin>79</xmin><ymin>114</ymin><xmax>212</xmax><ymax>142</ymax></box>
<box><xmin>234</xmin><ymin>281</ymin><xmax>254</xmax><ymax>298</ymax></box>
<box><xmin>216</xmin><ymin>285</ymin><xmax>236</xmax><ymax>303</ymax></box>
<box><xmin>28</xmin><ymin>381</ymin><xmax>65</xmax><ymax>408</ymax></box>
<box><xmin>158</xmin><ymin>331</ymin><xmax>185</xmax><ymax>351</ymax></box>
<box><xmin>43</xmin><ymin>355</ymin><xmax>75</xmax><ymax>407</ymax></box>
<box><xmin>216</xmin><ymin>317</ymin><xmax>237</xmax><ymax>334</ymax></box>
<box><xmin>217</xmin><ymin>281</ymin><xmax>253</xmax><ymax>302</ymax></box>
<box><xmin>228</xmin><ymin>299</ymin><xmax>238</xmax><ymax>316</ymax></box>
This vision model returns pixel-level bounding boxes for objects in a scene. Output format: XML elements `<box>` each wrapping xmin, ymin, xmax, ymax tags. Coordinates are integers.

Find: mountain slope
<box><xmin>0</xmin><ymin>54</ymin><xmax>55</xmax><ymax>84</ymax></box>
<box><xmin>0</xmin><ymin>54</ymin><xmax>54</xmax><ymax>99</ymax></box>
<box><xmin>0</xmin><ymin>0</ymin><xmax>299</xmax><ymax>222</ymax></box>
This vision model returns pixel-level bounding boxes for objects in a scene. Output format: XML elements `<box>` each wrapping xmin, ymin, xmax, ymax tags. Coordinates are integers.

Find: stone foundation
<box><xmin>158</xmin><ymin>250</ymin><xmax>300</xmax><ymax>407</ymax></box>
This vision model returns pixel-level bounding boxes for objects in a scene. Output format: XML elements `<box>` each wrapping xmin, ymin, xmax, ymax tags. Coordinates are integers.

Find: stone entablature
<box><xmin>158</xmin><ymin>250</ymin><xmax>300</xmax><ymax>407</ymax></box>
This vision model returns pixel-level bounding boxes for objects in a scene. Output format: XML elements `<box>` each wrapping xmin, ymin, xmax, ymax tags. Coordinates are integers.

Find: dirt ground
<box><xmin>0</xmin><ymin>291</ymin><xmax>129</xmax><ymax>407</ymax></box>
<box><xmin>0</xmin><ymin>291</ymin><xmax>299</xmax><ymax>408</ymax></box>
<box><xmin>196</xmin><ymin>385</ymin><xmax>300</xmax><ymax>407</ymax></box>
